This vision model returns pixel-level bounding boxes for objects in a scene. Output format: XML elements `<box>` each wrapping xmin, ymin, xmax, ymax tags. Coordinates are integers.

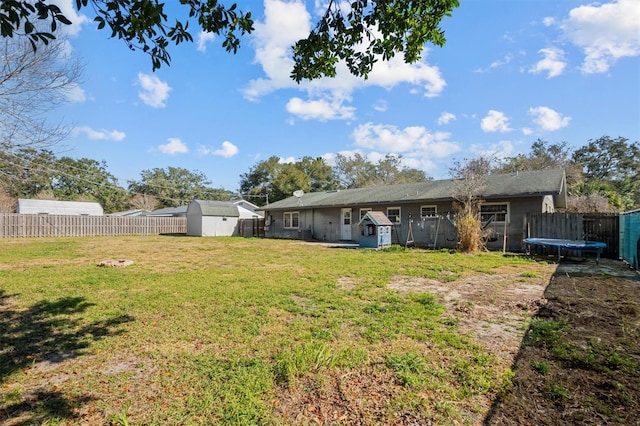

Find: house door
<box><xmin>341</xmin><ymin>208</ymin><xmax>352</xmax><ymax>240</ymax></box>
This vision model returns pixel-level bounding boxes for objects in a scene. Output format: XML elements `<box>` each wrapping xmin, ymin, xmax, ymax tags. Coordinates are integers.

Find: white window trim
<box><xmin>387</xmin><ymin>206</ymin><xmax>401</xmax><ymax>224</ymax></box>
<box><xmin>420</xmin><ymin>205</ymin><xmax>437</xmax><ymax>218</ymax></box>
<box><xmin>283</xmin><ymin>211</ymin><xmax>300</xmax><ymax>229</ymax></box>
<box><xmin>480</xmin><ymin>202</ymin><xmax>510</xmax><ymax>223</ymax></box>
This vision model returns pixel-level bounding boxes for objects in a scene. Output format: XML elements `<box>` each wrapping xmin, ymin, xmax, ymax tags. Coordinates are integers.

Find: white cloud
<box><xmin>352</xmin><ymin>123</ymin><xmax>459</xmax><ymax>158</ymax></box>
<box><xmin>561</xmin><ymin>0</ymin><xmax>640</xmax><ymax>74</ymax></box>
<box><xmin>490</xmin><ymin>54</ymin><xmax>514</xmax><ymax>69</ymax></box>
<box><xmin>481</xmin><ymin>110</ymin><xmax>512</xmax><ymax>133</ymax></box>
<box><xmin>52</xmin><ymin>0</ymin><xmax>90</xmax><ymax>36</ymax></box>
<box><xmin>199</xmin><ymin>141</ymin><xmax>239</xmax><ymax>158</ymax></box>
<box><xmin>137</xmin><ymin>73</ymin><xmax>171</xmax><ymax>108</ymax></box>
<box><xmin>522</xmin><ymin>127</ymin><xmax>533</xmax><ymax>136</ymax></box>
<box><xmin>373</xmin><ymin>100</ymin><xmax>387</xmax><ymax>112</ymax></box>
<box><xmin>243</xmin><ymin>0</ymin><xmax>447</xmax><ymax>113</ymax></box>
<box><xmin>286</xmin><ymin>96</ymin><xmax>355</xmax><ymax>121</ymax></box>
<box><xmin>64</xmin><ymin>82</ymin><xmax>86</xmax><ymax>103</ymax></box>
<box><xmin>542</xmin><ymin>17</ymin><xmax>556</xmax><ymax>27</ymax></box>
<box><xmin>158</xmin><ymin>138</ymin><xmax>188</xmax><ymax>155</ymax></box>
<box><xmin>471</xmin><ymin>140</ymin><xmax>515</xmax><ymax>160</ymax></box>
<box><xmin>529</xmin><ymin>47</ymin><xmax>567</xmax><ymax>78</ymax></box>
<box><xmin>529</xmin><ymin>106</ymin><xmax>571</xmax><ymax>131</ymax></box>
<box><xmin>73</xmin><ymin>126</ymin><xmax>126</xmax><ymax>141</ymax></box>
<box><xmin>279</xmin><ymin>156</ymin><xmax>296</xmax><ymax>164</ymax></box>
<box><xmin>197</xmin><ymin>31</ymin><xmax>215</xmax><ymax>52</ymax></box>
<box><xmin>437</xmin><ymin>112</ymin><xmax>456</xmax><ymax>125</ymax></box>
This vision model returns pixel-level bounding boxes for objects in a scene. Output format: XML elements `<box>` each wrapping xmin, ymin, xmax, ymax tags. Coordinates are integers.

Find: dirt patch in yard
<box><xmin>274</xmin><ymin>258</ymin><xmax>640</xmax><ymax>425</ymax></box>
<box><xmin>388</xmin><ymin>271</ymin><xmax>551</xmax><ymax>365</ymax></box>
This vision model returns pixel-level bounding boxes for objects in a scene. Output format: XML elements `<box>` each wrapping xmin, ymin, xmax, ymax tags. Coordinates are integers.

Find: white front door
<box><xmin>341</xmin><ymin>208</ymin><xmax>352</xmax><ymax>240</ymax></box>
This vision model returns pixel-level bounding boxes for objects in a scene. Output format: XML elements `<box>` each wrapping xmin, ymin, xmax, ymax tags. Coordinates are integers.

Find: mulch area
<box><xmin>485</xmin><ymin>259</ymin><xmax>640</xmax><ymax>425</ymax></box>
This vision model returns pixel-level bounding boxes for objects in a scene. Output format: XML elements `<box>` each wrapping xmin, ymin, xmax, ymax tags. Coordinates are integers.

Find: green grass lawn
<box><xmin>0</xmin><ymin>236</ymin><xmax>547</xmax><ymax>425</ymax></box>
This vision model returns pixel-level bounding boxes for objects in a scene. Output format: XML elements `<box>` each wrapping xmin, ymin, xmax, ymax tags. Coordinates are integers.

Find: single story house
<box><xmin>142</xmin><ymin>206</ymin><xmax>188</xmax><ymax>217</ymax></box>
<box><xmin>186</xmin><ymin>200</ymin><xmax>264</xmax><ymax>237</ymax></box>
<box><xmin>16</xmin><ymin>199</ymin><xmax>104</xmax><ymax>215</ymax></box>
<box><xmin>108</xmin><ymin>209</ymin><xmax>145</xmax><ymax>217</ymax></box>
<box><xmin>259</xmin><ymin>169</ymin><xmax>567</xmax><ymax>252</ymax></box>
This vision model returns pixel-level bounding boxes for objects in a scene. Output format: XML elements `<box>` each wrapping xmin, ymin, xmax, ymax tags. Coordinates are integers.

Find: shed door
<box><xmin>341</xmin><ymin>208</ymin><xmax>352</xmax><ymax>240</ymax></box>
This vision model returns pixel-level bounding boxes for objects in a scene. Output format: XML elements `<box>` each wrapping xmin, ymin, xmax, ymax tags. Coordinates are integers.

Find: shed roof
<box><xmin>262</xmin><ymin>169</ymin><xmax>566</xmax><ymax>211</ymax></box>
<box><xmin>17</xmin><ymin>199</ymin><xmax>104</xmax><ymax>215</ymax></box>
<box><xmin>359</xmin><ymin>211</ymin><xmax>393</xmax><ymax>226</ymax></box>
<box><xmin>188</xmin><ymin>200</ymin><xmax>240</xmax><ymax>217</ymax></box>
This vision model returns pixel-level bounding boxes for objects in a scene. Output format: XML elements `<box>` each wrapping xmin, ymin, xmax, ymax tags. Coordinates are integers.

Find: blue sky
<box><xmin>51</xmin><ymin>0</ymin><xmax>640</xmax><ymax>192</ymax></box>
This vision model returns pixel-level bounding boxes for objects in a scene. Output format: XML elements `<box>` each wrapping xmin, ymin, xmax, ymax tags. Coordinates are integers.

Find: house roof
<box><xmin>359</xmin><ymin>211</ymin><xmax>393</xmax><ymax>226</ymax></box>
<box><xmin>143</xmin><ymin>206</ymin><xmax>188</xmax><ymax>216</ymax></box>
<box><xmin>188</xmin><ymin>200</ymin><xmax>240</xmax><ymax>217</ymax></box>
<box><xmin>108</xmin><ymin>209</ymin><xmax>144</xmax><ymax>216</ymax></box>
<box><xmin>17</xmin><ymin>199</ymin><xmax>104</xmax><ymax>215</ymax></box>
<box><xmin>262</xmin><ymin>169</ymin><xmax>566</xmax><ymax>211</ymax></box>
<box><xmin>233</xmin><ymin>199</ymin><xmax>260</xmax><ymax>212</ymax></box>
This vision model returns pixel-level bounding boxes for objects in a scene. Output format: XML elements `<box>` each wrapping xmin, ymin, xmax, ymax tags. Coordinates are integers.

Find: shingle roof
<box><xmin>189</xmin><ymin>200</ymin><xmax>240</xmax><ymax>217</ymax></box>
<box><xmin>359</xmin><ymin>211</ymin><xmax>393</xmax><ymax>226</ymax></box>
<box><xmin>262</xmin><ymin>169</ymin><xmax>566</xmax><ymax>211</ymax></box>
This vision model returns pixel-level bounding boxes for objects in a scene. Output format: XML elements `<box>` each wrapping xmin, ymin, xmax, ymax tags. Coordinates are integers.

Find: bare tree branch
<box><xmin>0</xmin><ymin>35</ymin><xmax>83</xmax><ymax>151</ymax></box>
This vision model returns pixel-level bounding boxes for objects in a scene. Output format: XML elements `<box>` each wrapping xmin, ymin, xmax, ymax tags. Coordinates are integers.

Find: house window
<box><xmin>480</xmin><ymin>203</ymin><xmax>509</xmax><ymax>223</ymax></box>
<box><xmin>283</xmin><ymin>211</ymin><xmax>299</xmax><ymax>229</ymax></box>
<box><xmin>420</xmin><ymin>205</ymin><xmax>437</xmax><ymax>218</ymax></box>
<box><xmin>387</xmin><ymin>207</ymin><xmax>401</xmax><ymax>224</ymax></box>
<box><xmin>359</xmin><ymin>208</ymin><xmax>372</xmax><ymax>220</ymax></box>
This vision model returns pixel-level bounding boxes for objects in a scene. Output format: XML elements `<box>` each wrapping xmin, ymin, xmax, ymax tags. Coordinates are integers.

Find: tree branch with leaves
<box><xmin>1</xmin><ymin>0</ymin><xmax>459</xmax><ymax>79</ymax></box>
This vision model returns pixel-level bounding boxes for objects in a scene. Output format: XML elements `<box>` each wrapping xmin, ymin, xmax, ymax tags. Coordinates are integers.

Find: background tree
<box><xmin>571</xmin><ymin>136</ymin><xmax>640</xmax><ymax>210</ymax></box>
<box><xmin>51</xmin><ymin>157</ymin><xmax>129</xmax><ymax>213</ymax></box>
<box><xmin>297</xmin><ymin>156</ymin><xmax>339</xmax><ymax>192</ymax></box>
<box><xmin>239</xmin><ymin>156</ymin><xmax>337</xmax><ymax>206</ymax></box>
<box><xmin>0</xmin><ymin>35</ymin><xmax>83</xmax><ymax>151</ymax></box>
<box><xmin>128</xmin><ymin>193</ymin><xmax>160</xmax><ymax>212</ymax></box>
<box><xmin>1</xmin><ymin>1</ymin><xmax>459</xmax><ymax>80</ymax></box>
<box><xmin>128</xmin><ymin>167</ymin><xmax>233</xmax><ymax>208</ymax></box>
<box><xmin>0</xmin><ymin>148</ymin><xmax>57</xmax><ymax>198</ymax></box>
<box><xmin>333</xmin><ymin>153</ymin><xmax>377</xmax><ymax>189</ymax></box>
<box><xmin>373</xmin><ymin>154</ymin><xmax>430</xmax><ymax>186</ymax></box>
<box><xmin>496</xmin><ymin>139</ymin><xmax>582</xmax><ymax>187</ymax></box>
<box><xmin>0</xmin><ymin>182</ymin><xmax>17</xmax><ymax>213</ymax></box>
<box><xmin>333</xmin><ymin>153</ymin><xmax>428</xmax><ymax>188</ymax></box>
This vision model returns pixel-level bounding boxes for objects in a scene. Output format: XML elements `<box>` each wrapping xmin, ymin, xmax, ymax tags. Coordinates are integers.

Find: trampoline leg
<box><xmin>597</xmin><ymin>249</ymin><xmax>600</xmax><ymax>265</ymax></box>
<box><xmin>558</xmin><ymin>246</ymin><xmax>561</xmax><ymax>263</ymax></box>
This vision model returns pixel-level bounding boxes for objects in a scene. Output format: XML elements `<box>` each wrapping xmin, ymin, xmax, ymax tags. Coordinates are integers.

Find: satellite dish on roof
<box><xmin>293</xmin><ymin>190</ymin><xmax>304</xmax><ymax>198</ymax></box>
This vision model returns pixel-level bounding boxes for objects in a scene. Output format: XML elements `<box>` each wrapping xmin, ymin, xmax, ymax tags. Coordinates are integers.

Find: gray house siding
<box><xmin>265</xmin><ymin>197</ymin><xmax>549</xmax><ymax>251</ymax></box>
<box><xmin>261</xmin><ymin>169</ymin><xmax>565</xmax><ymax>252</ymax></box>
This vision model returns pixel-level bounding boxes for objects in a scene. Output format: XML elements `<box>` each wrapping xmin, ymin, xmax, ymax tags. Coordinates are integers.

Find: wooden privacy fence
<box><xmin>0</xmin><ymin>214</ymin><xmax>186</xmax><ymax>238</ymax></box>
<box><xmin>238</xmin><ymin>218</ymin><xmax>265</xmax><ymax>238</ymax></box>
<box><xmin>524</xmin><ymin>212</ymin><xmax>619</xmax><ymax>259</ymax></box>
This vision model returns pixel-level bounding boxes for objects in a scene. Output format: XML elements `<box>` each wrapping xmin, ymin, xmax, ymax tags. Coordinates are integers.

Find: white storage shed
<box><xmin>187</xmin><ymin>200</ymin><xmax>241</xmax><ymax>237</ymax></box>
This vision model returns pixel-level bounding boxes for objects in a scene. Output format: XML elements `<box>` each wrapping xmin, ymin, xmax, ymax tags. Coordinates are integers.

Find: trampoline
<box><xmin>524</xmin><ymin>238</ymin><xmax>607</xmax><ymax>264</ymax></box>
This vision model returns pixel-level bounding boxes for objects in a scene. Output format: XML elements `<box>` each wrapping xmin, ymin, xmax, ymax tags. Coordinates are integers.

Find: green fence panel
<box><xmin>620</xmin><ymin>210</ymin><xmax>640</xmax><ymax>270</ymax></box>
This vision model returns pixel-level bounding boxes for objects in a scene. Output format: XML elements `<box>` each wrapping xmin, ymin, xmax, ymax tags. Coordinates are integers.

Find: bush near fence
<box><xmin>0</xmin><ymin>214</ymin><xmax>186</xmax><ymax>238</ymax></box>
